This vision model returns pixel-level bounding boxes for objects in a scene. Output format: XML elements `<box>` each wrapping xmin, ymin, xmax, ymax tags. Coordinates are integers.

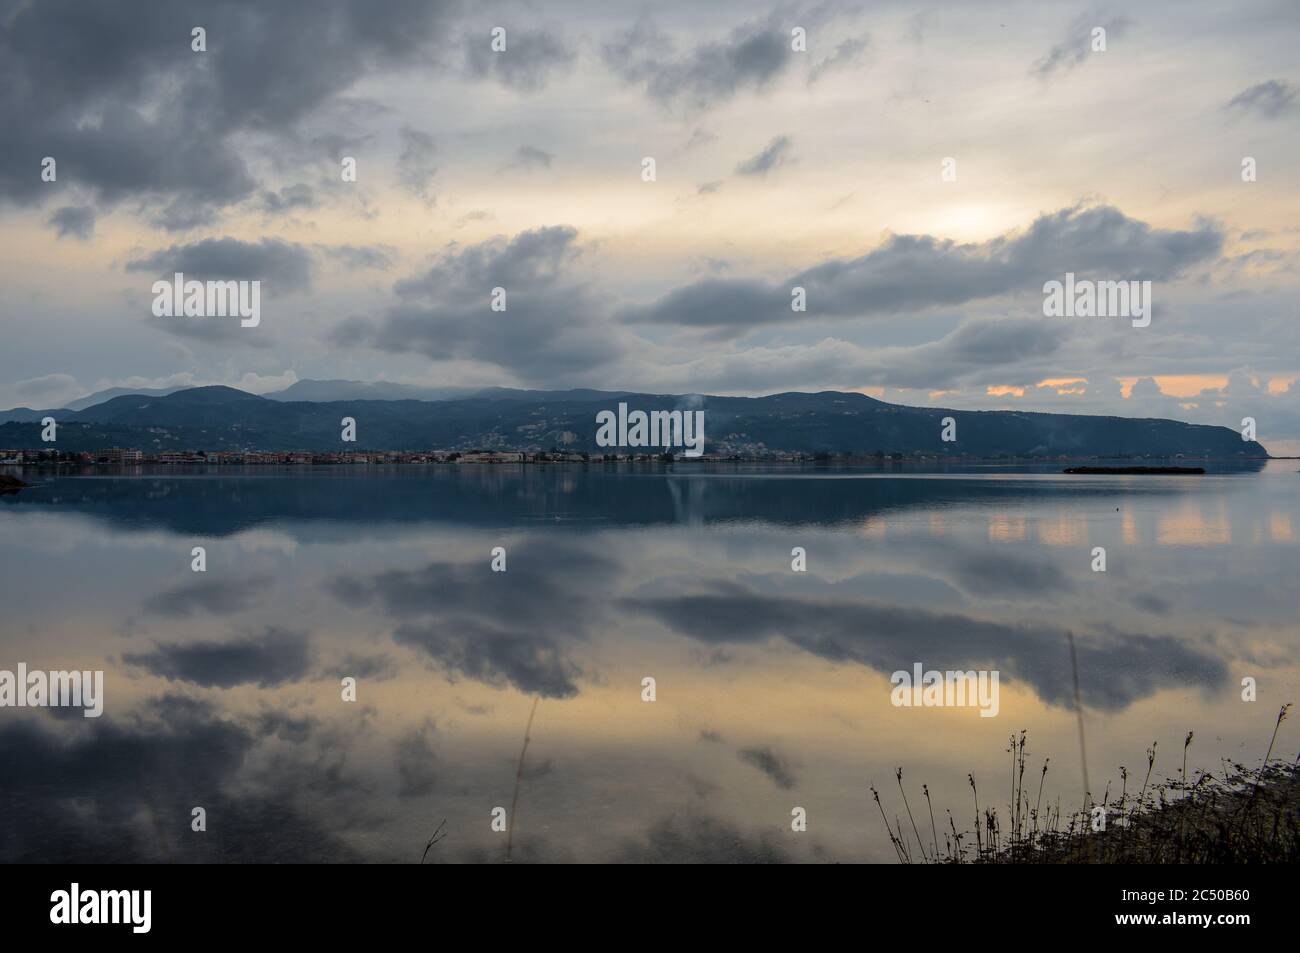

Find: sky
<box><xmin>2</xmin><ymin>0</ymin><xmax>1299</xmax><ymax>450</ymax></box>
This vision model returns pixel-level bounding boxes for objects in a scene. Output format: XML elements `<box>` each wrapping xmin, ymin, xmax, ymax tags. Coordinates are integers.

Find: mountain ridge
<box><xmin>0</xmin><ymin>384</ymin><xmax>1270</xmax><ymax>457</ymax></box>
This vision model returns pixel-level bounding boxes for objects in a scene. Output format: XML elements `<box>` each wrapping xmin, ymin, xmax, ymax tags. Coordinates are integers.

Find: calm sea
<box><xmin>2</xmin><ymin>462</ymin><xmax>1296</xmax><ymax>862</ymax></box>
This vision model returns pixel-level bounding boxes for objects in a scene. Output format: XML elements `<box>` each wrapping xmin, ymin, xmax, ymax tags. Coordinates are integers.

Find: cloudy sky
<box><xmin>2</xmin><ymin>0</ymin><xmax>1299</xmax><ymax>449</ymax></box>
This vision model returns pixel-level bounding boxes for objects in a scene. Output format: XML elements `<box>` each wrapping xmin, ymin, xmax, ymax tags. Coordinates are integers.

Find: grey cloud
<box><xmin>1031</xmin><ymin>14</ymin><xmax>1131</xmax><ymax>79</ymax></box>
<box><xmin>904</xmin><ymin>317</ymin><xmax>1069</xmax><ymax>378</ymax></box>
<box><xmin>0</xmin><ymin>0</ymin><xmax>456</xmax><ymax>222</ymax></box>
<box><xmin>320</xmin><ymin>243</ymin><xmax>398</xmax><ymax>271</ymax></box>
<box><xmin>333</xmin><ymin>226</ymin><xmax>625</xmax><ymax>382</ymax></box>
<box><xmin>1226</xmin><ymin>79</ymin><xmax>1299</xmax><ymax>119</ymax></box>
<box><xmin>625</xmin><ymin>582</ymin><xmax>1226</xmax><ymax>712</ymax></box>
<box><xmin>150</xmin><ymin>198</ymin><xmax>224</xmax><ymax>233</ymax></box>
<box><xmin>809</xmin><ymin>35</ymin><xmax>869</xmax><ymax>83</ymax></box>
<box><xmin>641</xmin><ymin>317</ymin><xmax>1069</xmax><ymax>395</ymax></box>
<box><xmin>504</xmin><ymin>145</ymin><xmax>555</xmax><ymax>172</ymax></box>
<box><xmin>141</xmin><ymin>314</ymin><xmax>277</xmax><ymax>349</ymax></box>
<box><xmin>142</xmin><ymin>575</ymin><xmax>271</xmax><ymax>618</ymax></box>
<box><xmin>735</xmin><ymin>135</ymin><xmax>793</xmax><ymax>177</ymax></box>
<box><xmin>907</xmin><ymin>11</ymin><xmax>937</xmax><ymax>45</ymax></box>
<box><xmin>517</xmin><ymin>757</ymin><xmax>553</xmax><ymax>781</ymax></box>
<box><xmin>254</xmin><ymin>711</ymin><xmax>319</xmax><ymax>744</ymax></box>
<box><xmin>921</xmin><ymin>545</ymin><xmax>1075</xmax><ymax>599</ymax></box>
<box><xmin>123</xmin><ymin>626</ymin><xmax>313</xmax><ymax>688</ymax></box>
<box><xmin>0</xmin><ymin>695</ymin><xmax>363</xmax><ymax>862</ymax></box>
<box><xmin>126</xmin><ymin>237</ymin><xmax>314</xmax><ymax>294</ymax></box>
<box><xmin>622</xmin><ymin>205</ymin><xmax>1223</xmax><ymax>332</ymax></box>
<box><xmin>1132</xmin><ymin>592</ymin><xmax>1172</xmax><ymax>615</ymax></box>
<box><xmin>397</xmin><ymin>127</ymin><xmax>438</xmax><ymax>204</ymax></box>
<box><xmin>613</xmin><ymin>814</ymin><xmax>791</xmax><ymax>863</ymax></box>
<box><xmin>394</xmin><ymin>620</ymin><xmax>581</xmax><ymax>698</ymax></box>
<box><xmin>310</xmin><ymin>130</ymin><xmax>377</xmax><ymax>166</ymax></box>
<box><xmin>394</xmin><ymin>720</ymin><xmax>438</xmax><ymax>797</ymax></box>
<box><xmin>335</xmin><ymin>651</ymin><xmax>399</xmax><ymax>680</ymax></box>
<box><xmin>463</xmin><ymin>27</ymin><xmax>575</xmax><ymax>91</ymax></box>
<box><xmin>394</xmin><ymin>226</ymin><xmax>580</xmax><ymax>296</ymax></box>
<box><xmin>737</xmin><ymin>746</ymin><xmax>798</xmax><ymax>789</ymax></box>
<box><xmin>258</xmin><ymin>183</ymin><xmax>318</xmax><ymax>215</ymax></box>
<box><xmin>681</xmin><ymin>127</ymin><xmax>717</xmax><ymax>152</ymax></box>
<box><xmin>328</xmin><ymin>538</ymin><xmax>620</xmax><ymax>697</ymax></box>
<box><xmin>48</xmin><ymin>205</ymin><xmax>95</xmax><ymax>240</ymax></box>
<box><xmin>13</xmin><ymin>373</ymin><xmax>79</xmax><ymax>402</ymax></box>
<box><xmin>602</xmin><ymin>15</ymin><xmax>792</xmax><ymax>111</ymax></box>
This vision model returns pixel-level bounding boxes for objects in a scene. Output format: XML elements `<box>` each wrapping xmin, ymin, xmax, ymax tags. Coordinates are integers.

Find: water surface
<box><xmin>2</xmin><ymin>462</ymin><xmax>1296</xmax><ymax>862</ymax></box>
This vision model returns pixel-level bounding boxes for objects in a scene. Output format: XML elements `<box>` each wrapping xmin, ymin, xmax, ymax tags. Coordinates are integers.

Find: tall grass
<box><xmin>505</xmin><ymin>696</ymin><xmax>540</xmax><ymax>863</ymax></box>
<box><xmin>874</xmin><ymin>704</ymin><xmax>1296</xmax><ymax>863</ymax></box>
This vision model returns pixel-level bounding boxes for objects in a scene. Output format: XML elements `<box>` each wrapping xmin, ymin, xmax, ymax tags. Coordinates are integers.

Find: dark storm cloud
<box><xmin>1031</xmin><ymin>13</ymin><xmax>1131</xmax><ymax>79</ymax></box>
<box><xmin>47</xmin><ymin>205</ymin><xmax>95</xmax><ymax>240</ymax></box>
<box><xmin>326</xmin><ymin>537</ymin><xmax>618</xmax><ymax>698</ymax></box>
<box><xmin>625</xmin><ymin>581</ymin><xmax>1226</xmax><ymax>712</ymax></box>
<box><xmin>0</xmin><ymin>0</ymin><xmax>457</xmax><ymax>222</ymax></box>
<box><xmin>142</xmin><ymin>575</ymin><xmax>271</xmax><ymax>617</ymax></box>
<box><xmin>737</xmin><ymin>746</ymin><xmax>798</xmax><ymax>789</ymax></box>
<box><xmin>397</xmin><ymin>127</ymin><xmax>438</xmax><ymax>204</ymax></box>
<box><xmin>735</xmin><ymin>135</ymin><xmax>793</xmax><ymax>177</ymax></box>
<box><xmin>1226</xmin><ymin>79</ymin><xmax>1299</xmax><ymax>119</ymax></box>
<box><xmin>602</xmin><ymin>15</ymin><xmax>792</xmax><ymax>111</ymax></box>
<box><xmin>123</xmin><ymin>626</ymin><xmax>313</xmax><ymax>688</ymax></box>
<box><xmin>126</xmin><ymin>237</ymin><xmax>314</xmax><ymax>293</ymax></box>
<box><xmin>0</xmin><ymin>695</ymin><xmax>364</xmax><ymax>862</ymax></box>
<box><xmin>621</xmin><ymin>205</ymin><xmax>1223</xmax><ymax>332</ymax></box>
<box><xmin>332</xmin><ymin>226</ymin><xmax>625</xmax><ymax>381</ymax></box>
<box><xmin>463</xmin><ymin>27</ymin><xmax>575</xmax><ymax>91</ymax></box>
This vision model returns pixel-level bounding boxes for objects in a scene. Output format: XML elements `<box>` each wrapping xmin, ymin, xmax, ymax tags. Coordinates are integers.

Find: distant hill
<box><xmin>0</xmin><ymin>406</ymin><xmax>48</xmax><ymax>423</ymax></box>
<box><xmin>0</xmin><ymin>385</ymin><xmax>1270</xmax><ymax>458</ymax></box>
<box><xmin>0</xmin><ymin>379</ymin><xmax>641</xmax><ymax>418</ymax></box>
<box><xmin>263</xmin><ymin>379</ymin><xmax>643</xmax><ymax>404</ymax></box>
<box><xmin>264</xmin><ymin>379</ymin><xmax>479</xmax><ymax>402</ymax></box>
<box><xmin>64</xmin><ymin>385</ymin><xmax>189</xmax><ymax>411</ymax></box>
